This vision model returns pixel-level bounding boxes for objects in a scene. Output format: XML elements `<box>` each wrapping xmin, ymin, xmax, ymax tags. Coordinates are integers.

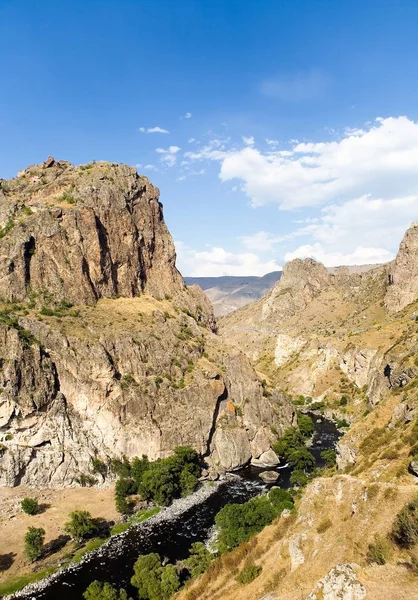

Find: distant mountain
<box><xmin>184</xmin><ymin>271</ymin><xmax>282</xmax><ymax>316</ymax></box>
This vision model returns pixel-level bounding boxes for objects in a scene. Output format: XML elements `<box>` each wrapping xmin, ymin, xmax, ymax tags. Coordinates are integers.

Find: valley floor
<box><xmin>0</xmin><ymin>486</ymin><xmax>118</xmax><ymax>586</ymax></box>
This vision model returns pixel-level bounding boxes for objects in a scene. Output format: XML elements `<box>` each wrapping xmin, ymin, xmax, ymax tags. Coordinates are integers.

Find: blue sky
<box><xmin>1</xmin><ymin>0</ymin><xmax>418</xmax><ymax>276</ymax></box>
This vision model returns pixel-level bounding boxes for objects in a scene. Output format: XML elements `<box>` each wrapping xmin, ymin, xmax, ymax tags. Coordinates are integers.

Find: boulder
<box><xmin>305</xmin><ymin>563</ymin><xmax>366</xmax><ymax>600</ymax></box>
<box><xmin>409</xmin><ymin>460</ymin><xmax>418</xmax><ymax>477</ymax></box>
<box><xmin>259</xmin><ymin>470</ymin><xmax>279</xmax><ymax>483</ymax></box>
<box><xmin>251</xmin><ymin>448</ymin><xmax>280</xmax><ymax>467</ymax></box>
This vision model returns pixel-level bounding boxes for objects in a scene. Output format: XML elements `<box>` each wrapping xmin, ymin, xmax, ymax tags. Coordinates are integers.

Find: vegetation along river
<box><xmin>9</xmin><ymin>415</ymin><xmax>341</xmax><ymax>600</ymax></box>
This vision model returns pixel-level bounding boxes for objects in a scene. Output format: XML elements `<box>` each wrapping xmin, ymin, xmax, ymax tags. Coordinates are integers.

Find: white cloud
<box><xmin>136</xmin><ymin>163</ymin><xmax>158</xmax><ymax>172</ymax></box>
<box><xmin>247</xmin><ymin>195</ymin><xmax>417</xmax><ymax>267</ymax></box>
<box><xmin>188</xmin><ymin>137</ymin><xmax>197</xmax><ymax>143</ymax></box>
<box><xmin>175</xmin><ymin>241</ymin><xmax>282</xmax><ymax>277</ymax></box>
<box><xmin>284</xmin><ymin>244</ymin><xmax>394</xmax><ymax>267</ymax></box>
<box><xmin>175</xmin><ymin>116</ymin><xmax>418</xmax><ymax>272</ymax></box>
<box><xmin>139</xmin><ymin>126</ymin><xmax>169</xmax><ymax>134</ymax></box>
<box><xmin>260</xmin><ymin>69</ymin><xmax>328</xmax><ymax>102</ymax></box>
<box><xmin>240</xmin><ymin>231</ymin><xmax>285</xmax><ymax>252</ymax></box>
<box><xmin>216</xmin><ymin>116</ymin><xmax>418</xmax><ymax>209</ymax></box>
<box><xmin>297</xmin><ymin>195</ymin><xmax>418</xmax><ymax>250</ymax></box>
<box><xmin>184</xmin><ymin>112</ymin><xmax>192</xmax><ymax>119</ymax></box>
<box><xmin>155</xmin><ymin>145</ymin><xmax>181</xmax><ymax>167</ymax></box>
<box><xmin>242</xmin><ymin>136</ymin><xmax>255</xmax><ymax>146</ymax></box>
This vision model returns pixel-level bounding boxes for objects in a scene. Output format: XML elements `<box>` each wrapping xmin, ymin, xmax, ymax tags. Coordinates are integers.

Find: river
<box><xmin>8</xmin><ymin>415</ymin><xmax>340</xmax><ymax>600</ymax></box>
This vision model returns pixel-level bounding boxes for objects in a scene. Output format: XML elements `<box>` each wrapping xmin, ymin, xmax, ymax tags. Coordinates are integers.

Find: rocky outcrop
<box><xmin>261</xmin><ymin>258</ymin><xmax>330</xmax><ymax>322</ymax></box>
<box><xmin>339</xmin><ymin>346</ymin><xmax>379</xmax><ymax>390</ymax></box>
<box><xmin>0</xmin><ymin>159</ymin><xmax>189</xmax><ymax>307</ymax></box>
<box><xmin>0</xmin><ymin>159</ymin><xmax>294</xmax><ymax>487</ymax></box>
<box><xmin>336</xmin><ymin>441</ymin><xmax>357</xmax><ymax>470</ymax></box>
<box><xmin>305</xmin><ymin>563</ymin><xmax>366</xmax><ymax>600</ymax></box>
<box><xmin>385</xmin><ymin>222</ymin><xmax>418</xmax><ymax>314</ymax></box>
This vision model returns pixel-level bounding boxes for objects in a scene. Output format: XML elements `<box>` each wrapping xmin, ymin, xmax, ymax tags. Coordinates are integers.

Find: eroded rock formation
<box><xmin>385</xmin><ymin>221</ymin><xmax>418</xmax><ymax>314</ymax></box>
<box><xmin>0</xmin><ymin>159</ymin><xmax>294</xmax><ymax>487</ymax></box>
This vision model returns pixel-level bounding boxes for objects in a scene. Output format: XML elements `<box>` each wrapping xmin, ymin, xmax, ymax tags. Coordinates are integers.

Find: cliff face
<box><xmin>385</xmin><ymin>221</ymin><xmax>418</xmax><ymax>314</ymax></box>
<box><xmin>0</xmin><ymin>158</ymin><xmax>186</xmax><ymax>306</ymax></box>
<box><xmin>260</xmin><ymin>258</ymin><xmax>330</xmax><ymax>322</ymax></box>
<box><xmin>221</xmin><ymin>222</ymin><xmax>418</xmax><ymax>412</ymax></box>
<box><xmin>0</xmin><ymin>159</ymin><xmax>294</xmax><ymax>487</ymax></box>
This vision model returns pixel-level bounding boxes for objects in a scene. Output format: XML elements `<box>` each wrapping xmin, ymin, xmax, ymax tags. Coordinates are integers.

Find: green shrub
<box><xmin>83</xmin><ymin>581</ymin><xmax>131</xmax><ymax>600</ymax></box>
<box><xmin>391</xmin><ymin>496</ymin><xmax>418</xmax><ymax>548</ymax></box>
<box><xmin>76</xmin><ymin>473</ymin><xmax>96</xmax><ymax>487</ymax></box>
<box><xmin>289</xmin><ymin>469</ymin><xmax>308</xmax><ymax>487</ymax></box>
<box><xmin>184</xmin><ymin>542</ymin><xmax>213</xmax><ymax>579</ymax></box>
<box><xmin>367</xmin><ymin>535</ymin><xmax>392</xmax><ymax>565</ymax></box>
<box><xmin>236</xmin><ymin>563</ymin><xmax>262</xmax><ymax>584</ymax></box>
<box><xmin>0</xmin><ymin>218</ymin><xmax>15</xmax><ymax>239</ymax></box>
<box><xmin>24</xmin><ymin>527</ymin><xmax>45</xmax><ymax>562</ymax></box>
<box><xmin>21</xmin><ymin>497</ymin><xmax>39</xmax><ymax>515</ymax></box>
<box><xmin>91</xmin><ymin>458</ymin><xmax>108</xmax><ymax>477</ymax></box>
<box><xmin>317</xmin><ymin>518</ymin><xmax>332</xmax><ymax>533</ymax></box>
<box><xmin>320</xmin><ymin>449</ymin><xmax>337</xmax><ymax>467</ymax></box>
<box><xmin>131</xmin><ymin>553</ymin><xmax>180</xmax><ymax>600</ymax></box>
<box><xmin>268</xmin><ymin>488</ymin><xmax>294</xmax><ymax>514</ymax></box>
<box><xmin>339</xmin><ymin>396</ymin><xmax>349</xmax><ymax>406</ymax></box>
<box><xmin>114</xmin><ymin>447</ymin><xmax>200</xmax><ymax>509</ymax></box>
<box><xmin>297</xmin><ymin>413</ymin><xmax>314</xmax><ymax>439</ymax></box>
<box><xmin>310</xmin><ymin>401</ymin><xmax>325</xmax><ymax>411</ymax></box>
<box><xmin>287</xmin><ymin>447</ymin><xmax>315</xmax><ymax>471</ymax></box>
<box><xmin>335</xmin><ymin>417</ymin><xmax>350</xmax><ymax>429</ymax></box>
<box><xmin>115</xmin><ymin>494</ymin><xmax>131</xmax><ymax>515</ymax></box>
<box><xmin>215</xmin><ymin>496</ymin><xmax>277</xmax><ymax>553</ymax></box>
<box><xmin>58</xmin><ymin>191</ymin><xmax>75</xmax><ymax>204</ymax></box>
<box><xmin>64</xmin><ymin>510</ymin><xmax>98</xmax><ymax>544</ymax></box>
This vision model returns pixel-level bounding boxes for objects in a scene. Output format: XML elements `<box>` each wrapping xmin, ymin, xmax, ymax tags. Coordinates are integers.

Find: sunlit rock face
<box><xmin>0</xmin><ymin>159</ymin><xmax>294</xmax><ymax>487</ymax></box>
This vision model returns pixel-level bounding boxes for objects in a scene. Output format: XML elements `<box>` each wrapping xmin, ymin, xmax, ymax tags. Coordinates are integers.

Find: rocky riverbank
<box><xmin>5</xmin><ymin>480</ymin><xmax>223</xmax><ymax>600</ymax></box>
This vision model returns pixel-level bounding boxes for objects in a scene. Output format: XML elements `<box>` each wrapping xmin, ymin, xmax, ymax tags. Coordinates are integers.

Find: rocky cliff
<box><xmin>385</xmin><ymin>221</ymin><xmax>418</xmax><ymax>314</ymax></box>
<box><xmin>221</xmin><ymin>222</ymin><xmax>418</xmax><ymax>410</ymax></box>
<box><xmin>0</xmin><ymin>159</ymin><xmax>294</xmax><ymax>487</ymax></box>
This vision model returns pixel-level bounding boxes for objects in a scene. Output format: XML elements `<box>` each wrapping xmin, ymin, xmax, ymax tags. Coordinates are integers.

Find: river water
<box><xmin>9</xmin><ymin>415</ymin><xmax>340</xmax><ymax>600</ymax></box>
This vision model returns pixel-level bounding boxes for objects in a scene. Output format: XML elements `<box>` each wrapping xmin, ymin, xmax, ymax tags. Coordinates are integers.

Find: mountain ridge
<box><xmin>0</xmin><ymin>158</ymin><xmax>294</xmax><ymax>487</ymax></box>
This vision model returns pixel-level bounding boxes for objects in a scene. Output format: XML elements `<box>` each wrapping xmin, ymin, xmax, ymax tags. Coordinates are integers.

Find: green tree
<box><xmin>131</xmin><ymin>455</ymin><xmax>150</xmax><ymax>489</ymax></box>
<box><xmin>140</xmin><ymin>463</ymin><xmax>178</xmax><ymax>506</ymax></box>
<box><xmin>160</xmin><ymin>564</ymin><xmax>180</xmax><ymax>598</ymax></box>
<box><xmin>321</xmin><ymin>448</ymin><xmax>337</xmax><ymax>467</ymax></box>
<box><xmin>179</xmin><ymin>465</ymin><xmax>199</xmax><ymax>497</ymax></box>
<box><xmin>391</xmin><ymin>496</ymin><xmax>418</xmax><ymax>548</ymax></box>
<box><xmin>24</xmin><ymin>526</ymin><xmax>45</xmax><ymax>562</ymax></box>
<box><xmin>64</xmin><ymin>510</ymin><xmax>98</xmax><ymax>544</ymax></box>
<box><xmin>115</xmin><ymin>477</ymin><xmax>135</xmax><ymax>497</ymax></box>
<box><xmin>215</xmin><ymin>496</ymin><xmax>277</xmax><ymax>553</ymax></box>
<box><xmin>83</xmin><ymin>581</ymin><xmax>131</xmax><ymax>600</ymax></box>
<box><xmin>297</xmin><ymin>413</ymin><xmax>314</xmax><ymax>439</ymax></box>
<box><xmin>131</xmin><ymin>554</ymin><xmax>180</xmax><ymax>600</ymax></box>
<box><xmin>21</xmin><ymin>497</ymin><xmax>39</xmax><ymax>515</ymax></box>
<box><xmin>110</xmin><ymin>456</ymin><xmax>131</xmax><ymax>478</ymax></box>
<box><xmin>272</xmin><ymin>428</ymin><xmax>305</xmax><ymax>459</ymax></box>
<box><xmin>184</xmin><ymin>542</ymin><xmax>213</xmax><ymax>578</ymax></box>
<box><xmin>115</xmin><ymin>494</ymin><xmax>131</xmax><ymax>515</ymax></box>
<box><xmin>268</xmin><ymin>488</ymin><xmax>294</xmax><ymax>514</ymax></box>
<box><xmin>287</xmin><ymin>447</ymin><xmax>315</xmax><ymax>471</ymax></box>
<box><xmin>289</xmin><ymin>469</ymin><xmax>308</xmax><ymax>487</ymax></box>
